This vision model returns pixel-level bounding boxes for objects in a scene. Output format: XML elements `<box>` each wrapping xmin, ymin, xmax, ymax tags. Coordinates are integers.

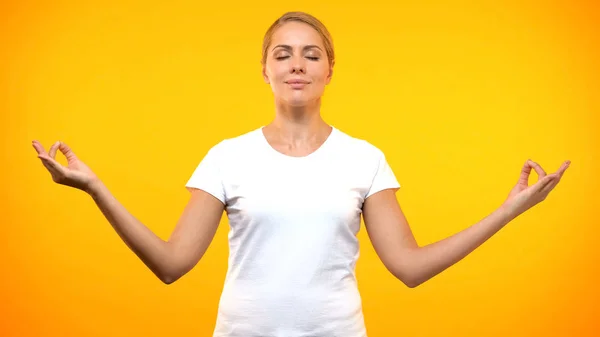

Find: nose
<box><xmin>290</xmin><ymin>56</ymin><xmax>306</xmax><ymax>74</ymax></box>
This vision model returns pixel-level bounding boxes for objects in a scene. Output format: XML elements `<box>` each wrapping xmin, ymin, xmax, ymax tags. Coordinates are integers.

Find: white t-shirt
<box><xmin>185</xmin><ymin>125</ymin><xmax>401</xmax><ymax>337</ymax></box>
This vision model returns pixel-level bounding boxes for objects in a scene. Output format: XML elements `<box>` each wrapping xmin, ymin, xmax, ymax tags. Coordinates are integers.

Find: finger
<box><xmin>38</xmin><ymin>155</ymin><xmax>65</xmax><ymax>178</ymax></box>
<box><xmin>40</xmin><ymin>158</ymin><xmax>60</xmax><ymax>177</ymax></box>
<box><xmin>48</xmin><ymin>141</ymin><xmax>60</xmax><ymax>159</ymax></box>
<box><xmin>518</xmin><ymin>161</ymin><xmax>533</xmax><ymax>185</ymax></box>
<box><xmin>528</xmin><ymin>159</ymin><xmax>547</xmax><ymax>181</ymax></box>
<box><xmin>533</xmin><ymin>174</ymin><xmax>556</xmax><ymax>192</ymax></box>
<box><xmin>57</xmin><ymin>141</ymin><xmax>79</xmax><ymax>161</ymax></box>
<box><xmin>540</xmin><ymin>174</ymin><xmax>560</xmax><ymax>196</ymax></box>
<box><xmin>556</xmin><ymin>160</ymin><xmax>571</xmax><ymax>177</ymax></box>
<box><xmin>38</xmin><ymin>153</ymin><xmax>62</xmax><ymax>171</ymax></box>
<box><xmin>31</xmin><ymin>140</ymin><xmax>47</xmax><ymax>156</ymax></box>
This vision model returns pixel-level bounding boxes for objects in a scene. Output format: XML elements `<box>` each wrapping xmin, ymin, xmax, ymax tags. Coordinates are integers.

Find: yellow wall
<box><xmin>5</xmin><ymin>0</ymin><xmax>598</xmax><ymax>336</ymax></box>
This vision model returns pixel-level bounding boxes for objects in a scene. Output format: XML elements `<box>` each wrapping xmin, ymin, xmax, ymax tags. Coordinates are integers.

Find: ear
<box><xmin>262</xmin><ymin>65</ymin><xmax>270</xmax><ymax>84</ymax></box>
<box><xmin>325</xmin><ymin>62</ymin><xmax>334</xmax><ymax>85</ymax></box>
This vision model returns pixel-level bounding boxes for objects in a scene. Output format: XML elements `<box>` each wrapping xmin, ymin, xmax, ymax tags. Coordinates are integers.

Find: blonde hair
<box><xmin>261</xmin><ymin>11</ymin><xmax>335</xmax><ymax>68</ymax></box>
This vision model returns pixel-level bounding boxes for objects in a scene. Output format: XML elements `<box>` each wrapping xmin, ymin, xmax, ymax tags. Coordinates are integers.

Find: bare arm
<box><xmin>32</xmin><ymin>140</ymin><xmax>225</xmax><ymax>285</ymax></box>
<box><xmin>363</xmin><ymin>159</ymin><xmax>570</xmax><ymax>288</ymax></box>
<box><xmin>400</xmin><ymin>205</ymin><xmax>514</xmax><ymax>288</ymax></box>
<box><xmin>87</xmin><ymin>180</ymin><xmax>224</xmax><ymax>284</ymax></box>
<box><xmin>364</xmin><ymin>189</ymin><xmax>516</xmax><ymax>288</ymax></box>
<box><xmin>166</xmin><ymin>188</ymin><xmax>225</xmax><ymax>283</ymax></box>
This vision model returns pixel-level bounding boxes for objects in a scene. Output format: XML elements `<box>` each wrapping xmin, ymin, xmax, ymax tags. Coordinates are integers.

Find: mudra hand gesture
<box><xmin>32</xmin><ymin>140</ymin><xmax>100</xmax><ymax>193</ymax></box>
<box><xmin>502</xmin><ymin>159</ymin><xmax>571</xmax><ymax>217</ymax></box>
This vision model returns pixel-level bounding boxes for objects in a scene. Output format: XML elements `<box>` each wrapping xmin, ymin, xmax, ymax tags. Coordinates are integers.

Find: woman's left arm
<box><xmin>363</xmin><ymin>159</ymin><xmax>570</xmax><ymax>288</ymax></box>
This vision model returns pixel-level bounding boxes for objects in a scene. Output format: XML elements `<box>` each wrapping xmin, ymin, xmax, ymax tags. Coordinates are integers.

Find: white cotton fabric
<box><xmin>185</xmin><ymin>125</ymin><xmax>401</xmax><ymax>337</ymax></box>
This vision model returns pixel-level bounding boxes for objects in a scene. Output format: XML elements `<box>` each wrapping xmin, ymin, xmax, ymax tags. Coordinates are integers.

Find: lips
<box><xmin>287</xmin><ymin>82</ymin><xmax>308</xmax><ymax>89</ymax></box>
<box><xmin>285</xmin><ymin>79</ymin><xmax>310</xmax><ymax>84</ymax></box>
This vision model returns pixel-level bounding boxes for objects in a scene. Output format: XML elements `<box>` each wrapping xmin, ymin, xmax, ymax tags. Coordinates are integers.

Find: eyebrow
<box><xmin>271</xmin><ymin>44</ymin><xmax>323</xmax><ymax>52</ymax></box>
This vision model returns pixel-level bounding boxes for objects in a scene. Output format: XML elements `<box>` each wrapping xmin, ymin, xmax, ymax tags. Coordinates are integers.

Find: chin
<box><xmin>286</xmin><ymin>99</ymin><xmax>310</xmax><ymax>107</ymax></box>
<box><xmin>285</xmin><ymin>95</ymin><xmax>317</xmax><ymax>107</ymax></box>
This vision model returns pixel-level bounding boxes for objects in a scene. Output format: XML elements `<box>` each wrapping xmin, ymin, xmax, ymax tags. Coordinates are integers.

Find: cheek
<box><xmin>271</xmin><ymin>71</ymin><xmax>287</xmax><ymax>85</ymax></box>
<box><xmin>266</xmin><ymin>64</ymin><xmax>283</xmax><ymax>79</ymax></box>
<box><xmin>311</xmin><ymin>66</ymin><xmax>330</xmax><ymax>83</ymax></box>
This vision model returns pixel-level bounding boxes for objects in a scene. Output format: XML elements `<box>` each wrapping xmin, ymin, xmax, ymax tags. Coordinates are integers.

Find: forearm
<box><xmin>405</xmin><ymin>205</ymin><xmax>518</xmax><ymax>287</ymax></box>
<box><xmin>86</xmin><ymin>180</ymin><xmax>175</xmax><ymax>283</ymax></box>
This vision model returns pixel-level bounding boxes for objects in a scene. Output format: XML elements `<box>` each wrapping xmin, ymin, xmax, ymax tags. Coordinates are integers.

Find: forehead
<box><xmin>270</xmin><ymin>21</ymin><xmax>324</xmax><ymax>48</ymax></box>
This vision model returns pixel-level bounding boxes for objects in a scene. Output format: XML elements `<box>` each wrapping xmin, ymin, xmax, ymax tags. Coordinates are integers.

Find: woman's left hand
<box><xmin>501</xmin><ymin>159</ymin><xmax>571</xmax><ymax>218</ymax></box>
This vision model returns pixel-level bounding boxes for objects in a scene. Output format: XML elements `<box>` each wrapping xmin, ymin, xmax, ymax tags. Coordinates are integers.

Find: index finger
<box><xmin>556</xmin><ymin>160</ymin><xmax>571</xmax><ymax>177</ymax></box>
<box><xmin>32</xmin><ymin>140</ymin><xmax>48</xmax><ymax>156</ymax></box>
<box><xmin>528</xmin><ymin>159</ymin><xmax>547</xmax><ymax>181</ymax></box>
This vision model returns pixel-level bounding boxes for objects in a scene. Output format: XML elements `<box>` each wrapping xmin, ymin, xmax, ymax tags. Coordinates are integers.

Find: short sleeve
<box><xmin>365</xmin><ymin>149</ymin><xmax>401</xmax><ymax>199</ymax></box>
<box><xmin>185</xmin><ymin>141</ymin><xmax>226</xmax><ymax>205</ymax></box>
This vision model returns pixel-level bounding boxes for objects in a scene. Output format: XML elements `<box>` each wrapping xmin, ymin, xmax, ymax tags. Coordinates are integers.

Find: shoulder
<box><xmin>211</xmin><ymin>127</ymin><xmax>260</xmax><ymax>153</ymax></box>
<box><xmin>201</xmin><ymin>127</ymin><xmax>263</xmax><ymax>167</ymax></box>
<box><xmin>334</xmin><ymin>126</ymin><xmax>385</xmax><ymax>159</ymax></box>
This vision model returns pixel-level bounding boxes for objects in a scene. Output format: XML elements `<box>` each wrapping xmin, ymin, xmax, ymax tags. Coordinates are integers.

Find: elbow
<box><xmin>160</xmin><ymin>274</ymin><xmax>176</xmax><ymax>285</ymax></box>
<box><xmin>392</xmin><ymin>268</ymin><xmax>420</xmax><ymax>288</ymax></box>
<box><xmin>396</xmin><ymin>271</ymin><xmax>418</xmax><ymax>288</ymax></box>
<box><xmin>158</xmin><ymin>248</ymin><xmax>188</xmax><ymax>285</ymax></box>
<box><xmin>405</xmin><ymin>279</ymin><xmax>421</xmax><ymax>288</ymax></box>
<box><xmin>395</xmin><ymin>249</ymin><xmax>423</xmax><ymax>288</ymax></box>
<box><xmin>392</xmin><ymin>262</ymin><xmax>421</xmax><ymax>288</ymax></box>
<box><xmin>402</xmin><ymin>266</ymin><xmax>426</xmax><ymax>288</ymax></box>
<box><xmin>156</xmin><ymin>270</ymin><xmax>175</xmax><ymax>285</ymax></box>
<box><xmin>161</xmin><ymin>266</ymin><xmax>189</xmax><ymax>285</ymax></box>
<box><xmin>159</xmin><ymin>258</ymin><xmax>196</xmax><ymax>285</ymax></box>
<box><xmin>160</xmin><ymin>271</ymin><xmax>182</xmax><ymax>285</ymax></box>
<box><xmin>158</xmin><ymin>265</ymin><xmax>185</xmax><ymax>285</ymax></box>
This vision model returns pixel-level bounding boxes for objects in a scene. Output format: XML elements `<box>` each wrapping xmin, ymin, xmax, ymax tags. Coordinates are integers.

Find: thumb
<box><xmin>38</xmin><ymin>153</ymin><xmax>66</xmax><ymax>177</ymax></box>
<box><xmin>57</xmin><ymin>141</ymin><xmax>79</xmax><ymax>162</ymax></box>
<box><xmin>533</xmin><ymin>174</ymin><xmax>556</xmax><ymax>192</ymax></box>
<box><xmin>48</xmin><ymin>141</ymin><xmax>60</xmax><ymax>159</ymax></box>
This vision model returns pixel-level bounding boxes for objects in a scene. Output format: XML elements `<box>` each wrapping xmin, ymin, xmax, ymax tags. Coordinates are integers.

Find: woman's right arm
<box><xmin>87</xmin><ymin>180</ymin><xmax>225</xmax><ymax>284</ymax></box>
<box><xmin>33</xmin><ymin>140</ymin><xmax>224</xmax><ymax>285</ymax></box>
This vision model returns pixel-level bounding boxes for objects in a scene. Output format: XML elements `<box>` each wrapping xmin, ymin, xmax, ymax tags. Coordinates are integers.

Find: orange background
<box><xmin>3</xmin><ymin>0</ymin><xmax>599</xmax><ymax>336</ymax></box>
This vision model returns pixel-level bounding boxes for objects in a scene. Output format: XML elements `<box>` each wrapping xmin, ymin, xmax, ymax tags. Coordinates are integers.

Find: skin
<box><xmin>261</xmin><ymin>21</ymin><xmax>334</xmax><ymax>155</ymax></box>
<box><xmin>31</xmin><ymin>21</ymin><xmax>572</xmax><ymax>288</ymax></box>
<box><xmin>363</xmin><ymin>159</ymin><xmax>570</xmax><ymax>287</ymax></box>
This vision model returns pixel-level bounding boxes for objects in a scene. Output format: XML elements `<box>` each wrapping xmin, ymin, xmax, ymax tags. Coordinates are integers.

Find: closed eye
<box><xmin>275</xmin><ymin>56</ymin><xmax>320</xmax><ymax>61</ymax></box>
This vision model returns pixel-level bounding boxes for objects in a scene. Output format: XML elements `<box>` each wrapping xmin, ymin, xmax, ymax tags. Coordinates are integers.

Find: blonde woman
<box><xmin>32</xmin><ymin>11</ymin><xmax>570</xmax><ymax>337</ymax></box>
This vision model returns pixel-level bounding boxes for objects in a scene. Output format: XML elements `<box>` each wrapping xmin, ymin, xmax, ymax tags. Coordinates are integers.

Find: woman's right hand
<box><xmin>32</xmin><ymin>140</ymin><xmax>100</xmax><ymax>193</ymax></box>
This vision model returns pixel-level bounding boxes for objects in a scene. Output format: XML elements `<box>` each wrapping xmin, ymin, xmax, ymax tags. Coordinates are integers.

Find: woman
<box><xmin>32</xmin><ymin>11</ymin><xmax>570</xmax><ymax>337</ymax></box>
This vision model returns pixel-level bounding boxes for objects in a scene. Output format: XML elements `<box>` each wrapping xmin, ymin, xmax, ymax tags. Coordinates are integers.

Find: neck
<box><xmin>267</xmin><ymin>98</ymin><xmax>330</xmax><ymax>144</ymax></box>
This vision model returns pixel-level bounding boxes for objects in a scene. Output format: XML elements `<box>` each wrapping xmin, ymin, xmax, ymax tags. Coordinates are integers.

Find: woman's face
<box><xmin>262</xmin><ymin>21</ymin><xmax>333</xmax><ymax>107</ymax></box>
